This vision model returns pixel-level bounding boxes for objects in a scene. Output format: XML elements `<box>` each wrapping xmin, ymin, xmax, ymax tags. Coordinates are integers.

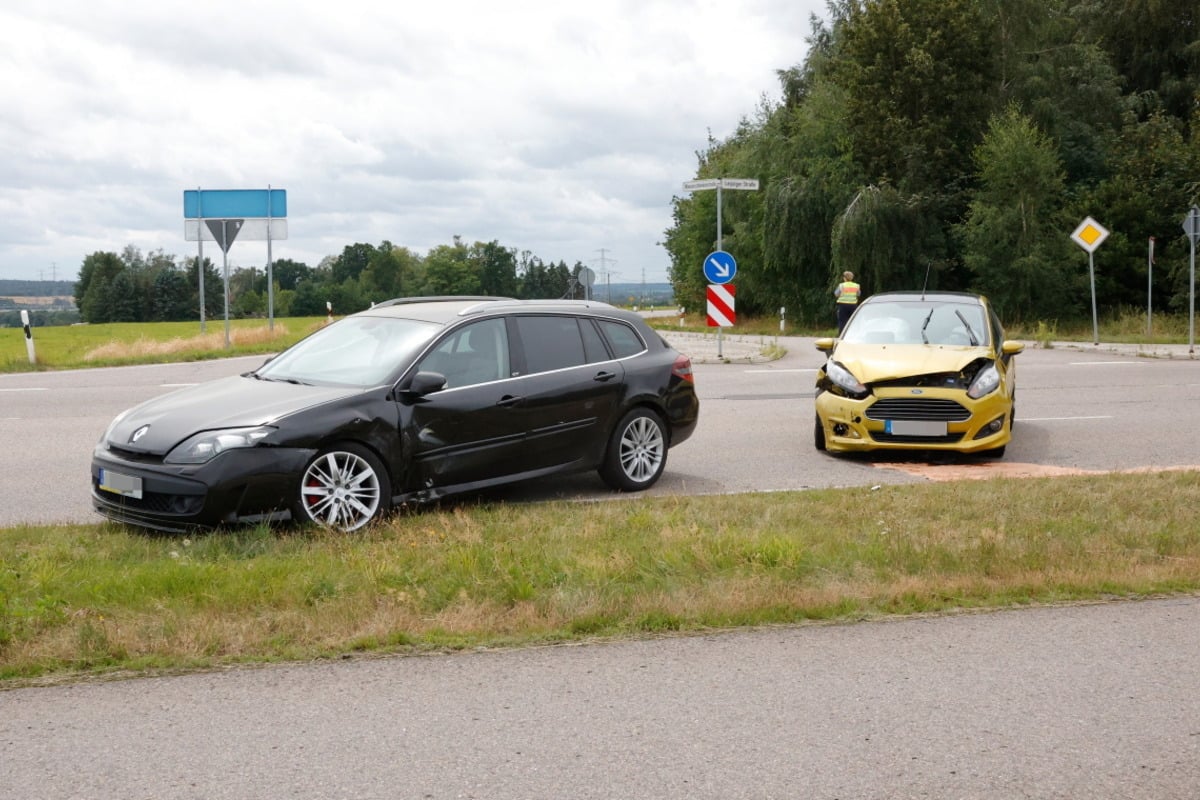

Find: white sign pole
<box><xmin>1070</xmin><ymin>217</ymin><xmax>1109</xmax><ymax>347</ymax></box>
<box><xmin>682</xmin><ymin>178</ymin><xmax>759</xmax><ymax>360</ymax></box>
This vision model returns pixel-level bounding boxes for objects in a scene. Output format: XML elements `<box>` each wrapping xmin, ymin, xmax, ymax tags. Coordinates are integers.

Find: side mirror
<box><xmin>1001</xmin><ymin>341</ymin><xmax>1025</xmax><ymax>356</ymax></box>
<box><xmin>815</xmin><ymin>337</ymin><xmax>836</xmax><ymax>353</ymax></box>
<box><xmin>405</xmin><ymin>371</ymin><xmax>447</xmax><ymax>397</ymax></box>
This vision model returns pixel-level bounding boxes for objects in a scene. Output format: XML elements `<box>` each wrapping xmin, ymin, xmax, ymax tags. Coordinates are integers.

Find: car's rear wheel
<box><xmin>600</xmin><ymin>408</ymin><xmax>667</xmax><ymax>491</ymax></box>
<box><xmin>814</xmin><ymin>414</ymin><xmax>827</xmax><ymax>451</ymax></box>
<box><xmin>296</xmin><ymin>443</ymin><xmax>391</xmax><ymax>531</ymax></box>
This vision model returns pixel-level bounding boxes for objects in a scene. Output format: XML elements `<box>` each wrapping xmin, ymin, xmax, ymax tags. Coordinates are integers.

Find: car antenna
<box><xmin>920</xmin><ymin>260</ymin><xmax>932</xmax><ymax>300</ymax></box>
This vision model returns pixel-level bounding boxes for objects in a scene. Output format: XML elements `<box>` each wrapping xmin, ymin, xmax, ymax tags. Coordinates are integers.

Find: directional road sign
<box><xmin>703</xmin><ymin>250</ymin><xmax>737</xmax><ymax>284</ymax></box>
<box><xmin>1183</xmin><ymin>206</ymin><xmax>1200</xmax><ymax>245</ymax></box>
<box><xmin>707</xmin><ymin>284</ymin><xmax>735</xmax><ymax>327</ymax></box>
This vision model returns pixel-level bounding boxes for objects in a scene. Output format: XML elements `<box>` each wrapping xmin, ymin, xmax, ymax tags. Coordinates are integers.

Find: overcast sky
<box><xmin>0</xmin><ymin>0</ymin><xmax>827</xmax><ymax>286</ymax></box>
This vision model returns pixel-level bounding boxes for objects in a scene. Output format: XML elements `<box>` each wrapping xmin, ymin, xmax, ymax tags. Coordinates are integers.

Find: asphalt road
<box><xmin>3</xmin><ymin>339</ymin><xmax>1200</xmax><ymax>798</ymax></box>
<box><xmin>3</xmin><ymin>598</ymin><xmax>1199</xmax><ymax>799</ymax></box>
<box><xmin>3</xmin><ymin>336</ymin><xmax>1200</xmax><ymax>524</ymax></box>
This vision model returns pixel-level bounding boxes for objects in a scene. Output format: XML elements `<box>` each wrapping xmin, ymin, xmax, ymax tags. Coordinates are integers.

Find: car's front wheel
<box><xmin>600</xmin><ymin>408</ymin><xmax>667</xmax><ymax>491</ymax></box>
<box><xmin>295</xmin><ymin>443</ymin><xmax>391</xmax><ymax>531</ymax></box>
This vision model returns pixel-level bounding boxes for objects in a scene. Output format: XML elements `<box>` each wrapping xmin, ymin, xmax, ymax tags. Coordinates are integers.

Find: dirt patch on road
<box><xmin>875</xmin><ymin>462</ymin><xmax>1200</xmax><ymax>482</ymax></box>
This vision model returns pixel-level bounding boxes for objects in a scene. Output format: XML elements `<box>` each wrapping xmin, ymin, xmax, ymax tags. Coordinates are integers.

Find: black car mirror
<box><xmin>406</xmin><ymin>371</ymin><xmax>447</xmax><ymax>396</ymax></box>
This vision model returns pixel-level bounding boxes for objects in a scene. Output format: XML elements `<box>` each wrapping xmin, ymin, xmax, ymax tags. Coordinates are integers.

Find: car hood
<box><xmin>105</xmin><ymin>375</ymin><xmax>365</xmax><ymax>455</ymax></box>
<box><xmin>831</xmin><ymin>342</ymin><xmax>992</xmax><ymax>383</ymax></box>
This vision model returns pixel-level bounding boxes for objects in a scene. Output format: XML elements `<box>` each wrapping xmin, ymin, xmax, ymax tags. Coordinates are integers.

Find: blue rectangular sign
<box><xmin>183</xmin><ymin>189</ymin><xmax>287</xmax><ymax>219</ymax></box>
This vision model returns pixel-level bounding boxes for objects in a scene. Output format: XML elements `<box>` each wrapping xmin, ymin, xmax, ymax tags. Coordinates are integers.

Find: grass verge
<box><xmin>4</xmin><ymin>471</ymin><xmax>1199</xmax><ymax>686</ymax></box>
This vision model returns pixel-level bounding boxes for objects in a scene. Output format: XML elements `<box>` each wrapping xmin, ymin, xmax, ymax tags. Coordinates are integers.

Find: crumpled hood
<box><xmin>831</xmin><ymin>342</ymin><xmax>991</xmax><ymax>383</ymax></box>
<box><xmin>103</xmin><ymin>375</ymin><xmax>364</xmax><ymax>455</ymax></box>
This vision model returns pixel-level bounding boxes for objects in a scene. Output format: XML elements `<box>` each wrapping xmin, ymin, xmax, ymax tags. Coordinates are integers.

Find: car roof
<box><xmin>863</xmin><ymin>291</ymin><xmax>985</xmax><ymax>305</ymax></box>
<box><xmin>353</xmin><ymin>296</ymin><xmax>627</xmax><ymax>325</ymax></box>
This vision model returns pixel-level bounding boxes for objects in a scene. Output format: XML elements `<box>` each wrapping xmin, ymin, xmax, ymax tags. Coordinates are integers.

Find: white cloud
<box><xmin>0</xmin><ymin>0</ymin><xmax>826</xmax><ymax>285</ymax></box>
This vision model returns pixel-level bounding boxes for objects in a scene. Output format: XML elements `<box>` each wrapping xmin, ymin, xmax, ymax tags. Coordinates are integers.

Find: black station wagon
<box><xmin>92</xmin><ymin>297</ymin><xmax>700</xmax><ymax>532</ymax></box>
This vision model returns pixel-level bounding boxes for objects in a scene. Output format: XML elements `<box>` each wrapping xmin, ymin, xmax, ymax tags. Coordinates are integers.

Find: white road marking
<box><xmin>162</xmin><ymin>383</ymin><xmax>200</xmax><ymax>387</ymax></box>
<box><xmin>1021</xmin><ymin>415</ymin><xmax>1113</xmax><ymax>421</ymax></box>
<box><xmin>1069</xmin><ymin>361</ymin><xmax>1145</xmax><ymax>366</ymax></box>
<box><xmin>745</xmin><ymin>368</ymin><xmax>816</xmax><ymax>374</ymax></box>
<box><xmin>0</xmin><ymin>387</ymin><xmax>47</xmax><ymax>392</ymax></box>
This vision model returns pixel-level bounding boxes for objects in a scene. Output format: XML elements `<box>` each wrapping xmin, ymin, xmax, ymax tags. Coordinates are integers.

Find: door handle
<box><xmin>496</xmin><ymin>395</ymin><xmax>523</xmax><ymax>407</ymax></box>
<box><xmin>593</xmin><ymin>371</ymin><xmax>617</xmax><ymax>382</ymax></box>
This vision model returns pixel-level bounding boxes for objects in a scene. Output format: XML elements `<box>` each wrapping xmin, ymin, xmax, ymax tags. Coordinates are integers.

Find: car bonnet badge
<box><xmin>130</xmin><ymin>425</ymin><xmax>151</xmax><ymax>443</ymax></box>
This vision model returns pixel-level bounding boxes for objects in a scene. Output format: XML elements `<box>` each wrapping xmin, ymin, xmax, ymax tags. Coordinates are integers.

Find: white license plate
<box><xmin>886</xmin><ymin>419</ymin><xmax>947</xmax><ymax>437</ymax></box>
<box><xmin>99</xmin><ymin>469</ymin><xmax>143</xmax><ymax>499</ymax></box>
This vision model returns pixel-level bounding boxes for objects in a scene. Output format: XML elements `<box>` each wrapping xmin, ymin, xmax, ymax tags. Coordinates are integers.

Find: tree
<box><xmin>958</xmin><ymin>106</ymin><xmax>1077</xmax><ymax>320</ymax></box>
<box><xmin>424</xmin><ymin>238</ymin><xmax>481</xmax><ymax>296</ymax></box>
<box><xmin>150</xmin><ymin>268</ymin><xmax>193</xmax><ymax>321</ymax></box>
<box><xmin>833</xmin><ymin>0</ymin><xmax>996</xmax><ymax>196</ymax></box>
<box><xmin>78</xmin><ymin>252</ymin><xmax>125</xmax><ymax>323</ymax></box>
<box><xmin>473</xmin><ymin>240</ymin><xmax>520</xmax><ymax>298</ymax></box>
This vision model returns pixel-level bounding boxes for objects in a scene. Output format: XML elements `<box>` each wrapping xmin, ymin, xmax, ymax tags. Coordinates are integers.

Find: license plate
<box><xmin>886</xmin><ymin>419</ymin><xmax>947</xmax><ymax>437</ymax></box>
<box><xmin>99</xmin><ymin>468</ymin><xmax>143</xmax><ymax>499</ymax></box>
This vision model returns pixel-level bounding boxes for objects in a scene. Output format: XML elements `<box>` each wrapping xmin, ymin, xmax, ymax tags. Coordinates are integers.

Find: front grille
<box><xmin>866</xmin><ymin>398</ymin><xmax>970</xmax><ymax>422</ymax></box>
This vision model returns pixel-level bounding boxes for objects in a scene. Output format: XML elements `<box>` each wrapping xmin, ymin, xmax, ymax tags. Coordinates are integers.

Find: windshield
<box><xmin>842</xmin><ymin>301</ymin><xmax>988</xmax><ymax>347</ymax></box>
<box><xmin>254</xmin><ymin>316</ymin><xmax>440</xmax><ymax>387</ymax></box>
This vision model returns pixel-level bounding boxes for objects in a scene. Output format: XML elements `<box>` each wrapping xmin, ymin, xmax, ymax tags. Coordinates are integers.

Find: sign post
<box><xmin>184</xmin><ymin>188</ymin><xmax>288</xmax><ymax>346</ymax></box>
<box><xmin>684</xmin><ymin>178</ymin><xmax>758</xmax><ymax>358</ymax></box>
<box><xmin>1183</xmin><ymin>207</ymin><xmax>1200</xmax><ymax>356</ymax></box>
<box><xmin>1070</xmin><ymin>216</ymin><xmax>1109</xmax><ymax>346</ymax></box>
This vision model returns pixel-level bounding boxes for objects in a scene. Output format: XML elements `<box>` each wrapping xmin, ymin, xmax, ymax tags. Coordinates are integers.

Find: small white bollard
<box><xmin>20</xmin><ymin>309</ymin><xmax>36</xmax><ymax>365</ymax></box>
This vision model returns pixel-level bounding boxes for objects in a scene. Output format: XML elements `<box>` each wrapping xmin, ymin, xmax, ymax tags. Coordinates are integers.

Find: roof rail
<box><xmin>457</xmin><ymin>298</ymin><xmax>616</xmax><ymax>316</ymax></box>
<box><xmin>371</xmin><ymin>295</ymin><xmax>514</xmax><ymax>309</ymax></box>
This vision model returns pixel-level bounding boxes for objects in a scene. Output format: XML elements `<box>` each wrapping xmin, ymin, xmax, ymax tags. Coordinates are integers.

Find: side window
<box><xmin>598</xmin><ymin>320</ymin><xmax>646</xmax><ymax>358</ymax></box>
<box><xmin>416</xmin><ymin>318</ymin><xmax>509</xmax><ymax>389</ymax></box>
<box><xmin>580</xmin><ymin>318</ymin><xmax>611</xmax><ymax>363</ymax></box>
<box><xmin>514</xmin><ymin>316</ymin><xmax>587</xmax><ymax>374</ymax></box>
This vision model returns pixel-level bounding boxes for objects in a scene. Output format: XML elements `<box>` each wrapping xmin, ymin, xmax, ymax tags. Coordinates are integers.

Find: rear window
<box><xmin>597</xmin><ymin>320</ymin><xmax>646</xmax><ymax>358</ymax></box>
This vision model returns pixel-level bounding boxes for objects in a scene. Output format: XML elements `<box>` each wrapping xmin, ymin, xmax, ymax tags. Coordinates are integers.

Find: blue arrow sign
<box><xmin>703</xmin><ymin>250</ymin><xmax>737</xmax><ymax>285</ymax></box>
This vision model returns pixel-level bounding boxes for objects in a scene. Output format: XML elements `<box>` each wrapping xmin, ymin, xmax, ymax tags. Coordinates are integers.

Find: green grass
<box><xmin>4</xmin><ymin>471</ymin><xmax>1200</xmax><ymax>685</ymax></box>
<box><xmin>0</xmin><ymin>317</ymin><xmax>328</xmax><ymax>373</ymax></box>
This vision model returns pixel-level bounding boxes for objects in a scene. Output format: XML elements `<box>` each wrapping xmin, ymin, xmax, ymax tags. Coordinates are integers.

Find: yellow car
<box><xmin>814</xmin><ymin>291</ymin><xmax>1023</xmax><ymax>458</ymax></box>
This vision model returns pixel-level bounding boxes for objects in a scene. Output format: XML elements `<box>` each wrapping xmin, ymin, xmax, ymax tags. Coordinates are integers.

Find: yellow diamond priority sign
<box><xmin>1071</xmin><ymin>216</ymin><xmax>1110</xmax><ymax>253</ymax></box>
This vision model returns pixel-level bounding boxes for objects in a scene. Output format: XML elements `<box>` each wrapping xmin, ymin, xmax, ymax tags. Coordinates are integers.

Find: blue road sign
<box><xmin>703</xmin><ymin>250</ymin><xmax>737</xmax><ymax>284</ymax></box>
<box><xmin>184</xmin><ymin>189</ymin><xmax>287</xmax><ymax>219</ymax></box>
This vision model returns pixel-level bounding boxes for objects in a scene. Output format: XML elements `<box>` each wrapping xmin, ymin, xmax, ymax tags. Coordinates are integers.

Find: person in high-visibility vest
<box><xmin>834</xmin><ymin>271</ymin><xmax>861</xmax><ymax>333</ymax></box>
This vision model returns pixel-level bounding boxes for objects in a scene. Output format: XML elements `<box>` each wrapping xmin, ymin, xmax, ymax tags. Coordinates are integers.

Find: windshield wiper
<box><xmin>954</xmin><ymin>310</ymin><xmax>980</xmax><ymax>345</ymax></box>
<box><xmin>920</xmin><ymin>307</ymin><xmax>935</xmax><ymax>344</ymax></box>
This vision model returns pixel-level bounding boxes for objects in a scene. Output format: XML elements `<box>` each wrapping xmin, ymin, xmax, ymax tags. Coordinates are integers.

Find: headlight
<box><xmin>165</xmin><ymin>426</ymin><xmax>274</xmax><ymax>464</ymax></box>
<box><xmin>967</xmin><ymin>363</ymin><xmax>1001</xmax><ymax>399</ymax></box>
<box><xmin>826</xmin><ymin>361</ymin><xmax>867</xmax><ymax>397</ymax></box>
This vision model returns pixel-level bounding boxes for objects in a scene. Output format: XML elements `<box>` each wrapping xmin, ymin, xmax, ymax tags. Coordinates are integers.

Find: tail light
<box><xmin>671</xmin><ymin>354</ymin><xmax>694</xmax><ymax>382</ymax></box>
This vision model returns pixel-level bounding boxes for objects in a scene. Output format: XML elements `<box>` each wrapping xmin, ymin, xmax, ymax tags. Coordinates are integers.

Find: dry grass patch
<box><xmin>83</xmin><ymin>323</ymin><xmax>294</xmax><ymax>361</ymax></box>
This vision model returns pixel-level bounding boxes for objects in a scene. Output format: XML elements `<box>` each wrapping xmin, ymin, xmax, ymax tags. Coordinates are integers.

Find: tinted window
<box><xmin>580</xmin><ymin>318</ymin><xmax>611</xmax><ymax>363</ymax></box>
<box><xmin>515</xmin><ymin>316</ymin><xmax>587</xmax><ymax>373</ymax></box>
<box><xmin>416</xmin><ymin>318</ymin><xmax>510</xmax><ymax>389</ymax></box>
<box><xmin>597</xmin><ymin>320</ymin><xmax>645</xmax><ymax>358</ymax></box>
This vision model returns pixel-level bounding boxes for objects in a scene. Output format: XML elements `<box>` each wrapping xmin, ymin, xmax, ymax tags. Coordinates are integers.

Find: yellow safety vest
<box><xmin>836</xmin><ymin>281</ymin><xmax>860</xmax><ymax>304</ymax></box>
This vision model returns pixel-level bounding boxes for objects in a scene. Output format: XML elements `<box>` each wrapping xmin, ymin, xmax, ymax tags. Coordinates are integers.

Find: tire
<box><xmin>599</xmin><ymin>408</ymin><xmax>667</xmax><ymax>491</ymax></box>
<box><xmin>814</xmin><ymin>414</ymin><xmax>827</xmax><ymax>451</ymax></box>
<box><xmin>295</xmin><ymin>443</ymin><xmax>391</xmax><ymax>531</ymax></box>
<box><xmin>980</xmin><ymin>445</ymin><xmax>1006</xmax><ymax>459</ymax></box>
